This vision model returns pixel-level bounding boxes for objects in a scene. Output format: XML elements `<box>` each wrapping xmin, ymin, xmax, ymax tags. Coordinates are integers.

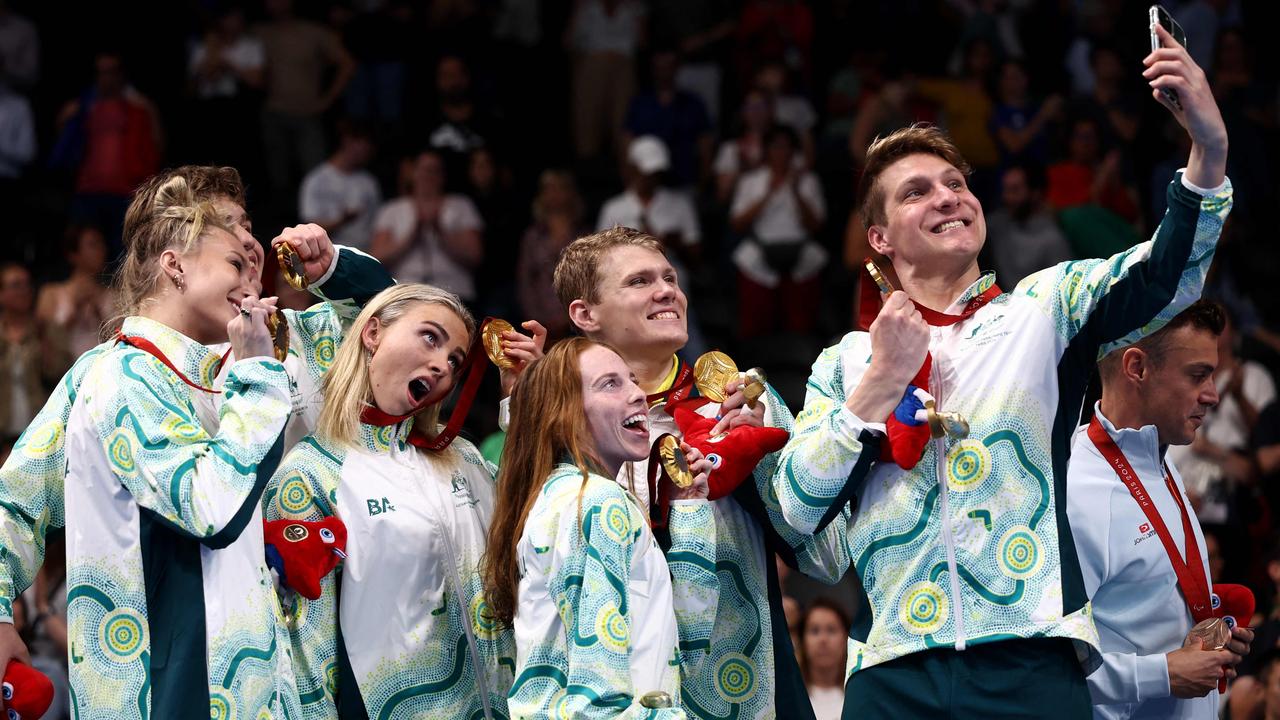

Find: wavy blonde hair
<box><xmin>112</xmin><ymin>175</ymin><xmax>233</xmax><ymax>319</ymax></box>
<box><xmin>317</xmin><ymin>283</ymin><xmax>475</xmax><ymax>447</ymax></box>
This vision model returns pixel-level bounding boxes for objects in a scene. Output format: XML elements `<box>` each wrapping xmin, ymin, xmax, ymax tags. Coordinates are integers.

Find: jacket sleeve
<box><xmin>88</xmin><ymin>352</ymin><xmax>290</xmax><ymax>547</ymax></box>
<box><xmin>541</xmin><ymin>481</ymin><xmax>686</xmax><ymax>719</ymax></box>
<box><xmin>1016</xmin><ymin>172</ymin><xmax>1232</xmax><ymax>359</ymax></box>
<box><xmin>743</xmin><ymin>387</ymin><xmax>851</xmax><ymax>584</ymax></box>
<box><xmin>1086</xmin><ymin>650</ymin><xmax>1171</xmax><ymax>706</ymax></box>
<box><xmin>310</xmin><ymin>244</ymin><xmax>396</xmax><ymax>320</ymax></box>
<box><xmin>772</xmin><ymin>337</ymin><xmax>883</xmax><ymax>536</ymax></box>
<box><xmin>265</xmin><ymin>437</ymin><xmax>345</xmax><ymax>719</ymax></box>
<box><xmin>0</xmin><ymin>345</ymin><xmax>105</xmax><ymax>622</ymax></box>
<box><xmin>665</xmin><ymin>499</ymin><xmax>718</xmax><ymax>679</ymax></box>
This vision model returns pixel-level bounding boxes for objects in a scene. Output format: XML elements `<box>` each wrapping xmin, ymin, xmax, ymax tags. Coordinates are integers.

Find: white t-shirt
<box><xmin>730</xmin><ymin>167</ymin><xmax>825</xmax><ymax>243</ymax></box>
<box><xmin>298</xmin><ymin>162</ymin><xmax>382</xmax><ymax>251</ymax></box>
<box><xmin>188</xmin><ymin>35</ymin><xmax>265</xmax><ymax>99</ymax></box>
<box><xmin>569</xmin><ymin>0</ymin><xmax>645</xmax><ymax>55</ymax></box>
<box><xmin>808</xmin><ymin>686</ymin><xmax>844</xmax><ymax>720</ymax></box>
<box><xmin>596</xmin><ymin>188</ymin><xmax>700</xmax><ymax>246</ymax></box>
<box><xmin>373</xmin><ymin>195</ymin><xmax>483</xmax><ymax>300</ymax></box>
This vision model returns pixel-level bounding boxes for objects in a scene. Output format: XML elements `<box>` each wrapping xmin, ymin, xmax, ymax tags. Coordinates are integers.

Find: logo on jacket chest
<box><xmin>367</xmin><ymin>497</ymin><xmax>397</xmax><ymax>516</ymax></box>
<box><xmin>1133</xmin><ymin>522</ymin><xmax>1157</xmax><ymax>545</ymax></box>
<box><xmin>451</xmin><ymin>471</ymin><xmax>479</xmax><ymax>507</ymax></box>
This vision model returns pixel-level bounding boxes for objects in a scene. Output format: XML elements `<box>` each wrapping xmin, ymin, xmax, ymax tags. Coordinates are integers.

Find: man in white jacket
<box><xmin>1068</xmin><ymin>300</ymin><xmax>1255</xmax><ymax>719</ymax></box>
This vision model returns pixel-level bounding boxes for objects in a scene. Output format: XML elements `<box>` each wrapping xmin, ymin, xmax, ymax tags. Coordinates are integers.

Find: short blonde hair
<box><xmin>124</xmin><ymin>165</ymin><xmax>246</xmax><ymax>246</ymax></box>
<box><xmin>113</xmin><ymin>176</ymin><xmax>233</xmax><ymax>317</ymax></box>
<box><xmin>858</xmin><ymin>123</ymin><xmax>972</xmax><ymax>230</ymax></box>
<box><xmin>552</xmin><ymin>226</ymin><xmax>664</xmax><ymax>310</ymax></box>
<box><xmin>317</xmin><ymin>284</ymin><xmax>476</xmax><ymax>447</ymax></box>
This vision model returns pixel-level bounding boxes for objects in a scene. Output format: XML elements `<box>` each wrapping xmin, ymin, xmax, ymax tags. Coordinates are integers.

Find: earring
<box><xmin>172</xmin><ymin>273</ymin><xmax>185</xmax><ymax>292</ymax></box>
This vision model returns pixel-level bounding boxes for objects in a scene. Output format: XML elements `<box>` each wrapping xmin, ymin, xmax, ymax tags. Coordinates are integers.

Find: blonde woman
<box><xmin>267</xmin><ymin>284</ymin><xmax>542</xmax><ymax>720</ymax></box>
<box><xmin>62</xmin><ymin>180</ymin><xmax>299</xmax><ymax>718</ymax></box>
<box><xmin>484</xmin><ymin>338</ymin><xmax>717</xmax><ymax>719</ymax></box>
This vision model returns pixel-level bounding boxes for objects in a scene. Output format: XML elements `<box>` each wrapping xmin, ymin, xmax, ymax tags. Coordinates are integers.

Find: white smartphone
<box><xmin>1149</xmin><ymin>5</ymin><xmax>1188</xmax><ymax>110</ymax></box>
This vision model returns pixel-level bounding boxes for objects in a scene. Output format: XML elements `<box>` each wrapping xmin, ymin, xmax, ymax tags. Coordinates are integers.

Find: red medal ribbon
<box><xmin>646</xmin><ymin>359</ymin><xmax>695</xmax><ymax>408</ymax></box>
<box><xmin>116</xmin><ymin>332</ymin><xmax>231</xmax><ymax>394</ymax></box>
<box><xmin>858</xmin><ymin>264</ymin><xmax>1001</xmax><ymax>330</ymax></box>
<box><xmin>1087</xmin><ymin>416</ymin><xmax>1213</xmax><ymax>622</ymax></box>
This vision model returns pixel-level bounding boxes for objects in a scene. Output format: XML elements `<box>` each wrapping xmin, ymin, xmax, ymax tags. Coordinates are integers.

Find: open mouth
<box><xmin>931</xmin><ymin>219</ymin><xmax>970</xmax><ymax>234</ymax></box>
<box><xmin>408</xmin><ymin>377</ymin><xmax>432</xmax><ymax>404</ymax></box>
<box><xmin>621</xmin><ymin>412</ymin><xmax>648</xmax><ymax>436</ymax></box>
<box><xmin>648</xmin><ymin>310</ymin><xmax>680</xmax><ymax>321</ymax></box>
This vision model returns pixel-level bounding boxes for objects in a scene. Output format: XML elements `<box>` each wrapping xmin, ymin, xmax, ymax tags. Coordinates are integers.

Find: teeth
<box><xmin>650</xmin><ymin>311</ymin><xmax>678</xmax><ymax>320</ymax></box>
<box><xmin>935</xmin><ymin>220</ymin><xmax>964</xmax><ymax>233</ymax></box>
<box><xmin>622</xmin><ymin>413</ymin><xmax>647</xmax><ymax>429</ymax></box>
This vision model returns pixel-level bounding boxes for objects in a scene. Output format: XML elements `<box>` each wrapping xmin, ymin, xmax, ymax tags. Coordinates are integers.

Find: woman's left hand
<box><xmin>673</xmin><ymin>442</ymin><xmax>713</xmax><ymax>500</ymax></box>
<box><xmin>499</xmin><ymin>320</ymin><xmax>549</xmax><ymax>396</ymax></box>
<box><xmin>711</xmin><ymin>377</ymin><xmax>767</xmax><ymax>436</ymax></box>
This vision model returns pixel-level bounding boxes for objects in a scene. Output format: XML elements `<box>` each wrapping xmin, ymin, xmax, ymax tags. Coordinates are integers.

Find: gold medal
<box><xmin>266</xmin><ymin>310</ymin><xmax>290</xmax><ymax>363</ymax></box>
<box><xmin>694</xmin><ymin>351</ymin><xmax>739</xmax><ymax>403</ymax></box>
<box><xmin>924</xmin><ymin>399</ymin><xmax>969</xmax><ymax>440</ymax></box>
<box><xmin>639</xmin><ymin>691</ymin><xmax>673</xmax><ymax>709</ymax></box>
<box><xmin>1187</xmin><ymin>617</ymin><xmax>1231</xmax><ymax>650</ymax></box>
<box><xmin>482</xmin><ymin>319</ymin><xmax>515</xmax><ymax>370</ymax></box>
<box><xmin>742</xmin><ymin>367</ymin><xmax>768</xmax><ymax>409</ymax></box>
<box><xmin>277</xmin><ymin>243</ymin><xmax>309</xmax><ymax>291</ymax></box>
<box><xmin>657</xmin><ymin>434</ymin><xmax>693</xmax><ymax>489</ymax></box>
<box><xmin>864</xmin><ymin>257</ymin><xmax>896</xmax><ymax>294</ymax></box>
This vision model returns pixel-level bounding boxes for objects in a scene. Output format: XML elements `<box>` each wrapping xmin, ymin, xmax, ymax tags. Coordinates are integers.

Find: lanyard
<box><xmin>116</xmin><ymin>332</ymin><xmax>230</xmax><ymax>394</ymax></box>
<box><xmin>646</xmin><ymin>359</ymin><xmax>695</xmax><ymax>408</ymax></box>
<box><xmin>1086</xmin><ymin>416</ymin><xmax>1212</xmax><ymax>622</ymax></box>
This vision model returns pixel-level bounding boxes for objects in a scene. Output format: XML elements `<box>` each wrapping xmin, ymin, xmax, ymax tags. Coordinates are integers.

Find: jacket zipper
<box><xmin>931</xmin><ymin>346</ymin><xmax>967</xmax><ymax>650</ymax></box>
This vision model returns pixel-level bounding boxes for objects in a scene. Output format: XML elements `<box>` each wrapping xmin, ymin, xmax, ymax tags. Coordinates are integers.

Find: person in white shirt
<box><xmin>298</xmin><ymin>120</ymin><xmax>381</xmax><ymax>250</ymax></box>
<box><xmin>598</xmin><ymin>135</ymin><xmax>700</xmax><ymax>254</ymax></box>
<box><xmin>369</xmin><ymin>149</ymin><xmax>483</xmax><ymax>301</ymax></box>
<box><xmin>1068</xmin><ymin>300</ymin><xmax>1255</xmax><ymax>719</ymax></box>
<box><xmin>729</xmin><ymin>124</ymin><xmax>825</xmax><ymax>338</ymax></box>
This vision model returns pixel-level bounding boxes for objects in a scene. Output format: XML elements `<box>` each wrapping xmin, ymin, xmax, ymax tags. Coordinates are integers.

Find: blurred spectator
<box><xmin>427</xmin><ymin>55</ymin><xmax>496</xmax><ymax>188</ymax></box>
<box><xmin>648</xmin><ymin>0</ymin><xmax>734</xmax><ymax>124</ymax></box>
<box><xmin>0</xmin><ymin>1</ymin><xmax>37</xmax><ymax>90</ymax></box>
<box><xmin>1256</xmin><ymin>402</ymin><xmax>1280</xmax><ymax>522</ymax></box>
<box><xmin>35</xmin><ymin>224</ymin><xmax>113</xmax><ymax>361</ymax></box>
<box><xmin>821</xmin><ymin>47</ymin><xmax>875</xmax><ymax>151</ymax></box>
<box><xmin>991</xmin><ymin>59</ymin><xmax>1063</xmax><ymax>168</ymax></box>
<box><xmin>0</xmin><ymin>263</ymin><xmax>59</xmax><ymax>442</ymax></box>
<box><xmin>467</xmin><ymin>147</ymin><xmax>523</xmax><ymax>317</ymax></box>
<box><xmin>1062</xmin><ymin>3</ymin><xmax>1120</xmax><ymax>97</ymax></box>
<box><xmin>566</xmin><ymin>0</ymin><xmax>646</xmax><ymax>164</ymax></box>
<box><xmin>753</xmin><ymin>61</ymin><xmax>815</xmax><ymax>166</ymax></box>
<box><xmin>985</xmin><ymin>164</ymin><xmax>1071</xmax><ymax>288</ymax></box>
<box><xmin>734</xmin><ymin>0</ymin><xmax>813</xmax><ymax>87</ymax></box>
<box><xmin>1172</xmin><ymin>0</ymin><xmax>1242</xmax><ymax>75</ymax></box>
<box><xmin>52</xmin><ymin>51</ymin><xmax>161</xmax><ymax>254</ymax></box>
<box><xmin>800</xmin><ymin>598</ymin><xmax>849</xmax><ymax>720</ymax></box>
<box><xmin>1047</xmin><ymin>117</ymin><xmax>1141</xmax><ymax>258</ymax></box>
<box><xmin>913</xmin><ymin>38</ymin><xmax>1000</xmax><ymax>198</ymax></box>
<box><xmin>623</xmin><ymin>48</ymin><xmax>713</xmax><ymax>190</ymax></box>
<box><xmin>298</xmin><ymin>120</ymin><xmax>381</xmax><ymax>250</ymax></box>
<box><xmin>0</xmin><ymin>55</ymin><xmax>34</xmax><ymax>181</ymax></box>
<box><xmin>1069</xmin><ymin>45</ymin><xmax>1139</xmax><ymax>150</ymax></box>
<box><xmin>1169</xmin><ymin>311</ymin><xmax>1274</xmax><ymax>528</ymax></box>
<box><xmin>340</xmin><ymin>1</ymin><xmax>412</xmax><ymax>133</ymax></box>
<box><xmin>186</xmin><ymin>6</ymin><xmax>264</xmax><ymax>171</ymax></box>
<box><xmin>848</xmin><ymin>80</ymin><xmax>917</xmax><ymax>167</ymax></box>
<box><xmin>517</xmin><ymin>169</ymin><xmax>585</xmax><ymax>340</ymax></box>
<box><xmin>258</xmin><ymin>0</ymin><xmax>355</xmax><ymax>216</ymax></box>
<box><xmin>713</xmin><ymin>89</ymin><xmax>777</xmax><ymax>204</ymax></box>
<box><xmin>730</xmin><ymin>125</ymin><xmax>825</xmax><ymax>338</ymax></box>
<box><xmin>369</xmin><ymin>150</ymin><xmax>483</xmax><ymax>301</ymax></box>
<box><xmin>598</xmin><ymin>136</ymin><xmax>701</xmax><ymax>259</ymax></box>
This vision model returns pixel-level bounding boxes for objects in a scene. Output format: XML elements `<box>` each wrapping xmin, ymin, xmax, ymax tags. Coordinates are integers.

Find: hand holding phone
<box><xmin>1149</xmin><ymin>5</ymin><xmax>1187</xmax><ymax>110</ymax></box>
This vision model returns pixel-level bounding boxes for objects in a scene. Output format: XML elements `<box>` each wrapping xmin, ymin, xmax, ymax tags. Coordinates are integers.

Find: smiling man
<box><xmin>773</xmin><ymin>28</ymin><xmax>1233</xmax><ymax>718</ymax></box>
<box><xmin>1069</xmin><ymin>300</ymin><xmax>1254</xmax><ymax>719</ymax></box>
<box><xmin>553</xmin><ymin>226</ymin><xmax>848</xmax><ymax>719</ymax></box>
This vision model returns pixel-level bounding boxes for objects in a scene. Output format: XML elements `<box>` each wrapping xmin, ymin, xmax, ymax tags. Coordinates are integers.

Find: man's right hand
<box><xmin>845</xmin><ymin>291</ymin><xmax>931</xmax><ymax>422</ymax></box>
<box><xmin>0</xmin><ymin>622</ymin><xmax>31</xmax><ymax>712</ymax></box>
<box><xmin>1167</xmin><ymin>642</ymin><xmax>1231</xmax><ymax>698</ymax></box>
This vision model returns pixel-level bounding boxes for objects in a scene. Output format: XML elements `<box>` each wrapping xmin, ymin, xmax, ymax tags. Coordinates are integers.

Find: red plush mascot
<box><xmin>264</xmin><ymin>517</ymin><xmax>348</xmax><ymax>600</ymax></box>
<box><xmin>2</xmin><ymin>660</ymin><xmax>54</xmax><ymax>719</ymax></box>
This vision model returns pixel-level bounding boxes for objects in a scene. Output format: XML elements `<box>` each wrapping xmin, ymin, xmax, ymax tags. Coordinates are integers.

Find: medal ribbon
<box><xmin>361</xmin><ymin>318</ymin><xmax>496</xmax><ymax>453</ymax></box>
<box><xmin>116</xmin><ymin>332</ymin><xmax>231</xmax><ymax>394</ymax></box>
<box><xmin>1087</xmin><ymin>416</ymin><xmax>1213</xmax><ymax>622</ymax></box>
<box><xmin>646</xmin><ymin>359</ymin><xmax>695</xmax><ymax>408</ymax></box>
<box><xmin>858</xmin><ymin>265</ymin><xmax>1002</xmax><ymax>330</ymax></box>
